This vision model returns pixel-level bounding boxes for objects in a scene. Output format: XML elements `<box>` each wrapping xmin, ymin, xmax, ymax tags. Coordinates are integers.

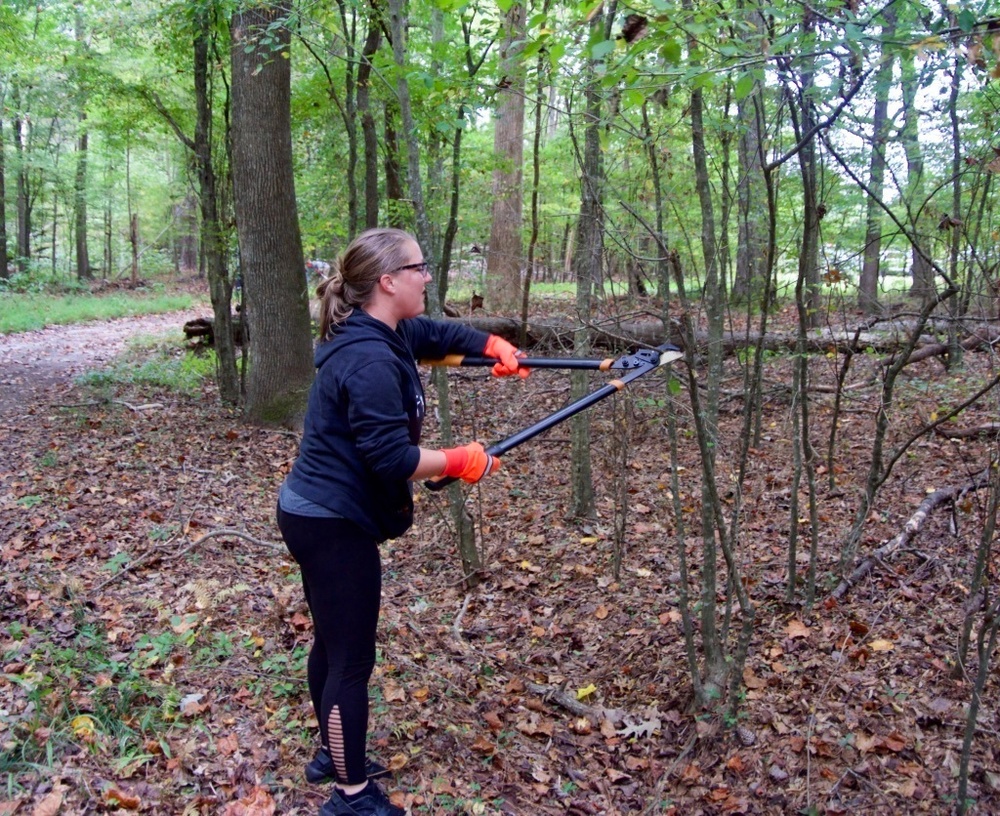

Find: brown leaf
<box><xmin>726</xmin><ymin>753</ymin><xmax>745</xmax><ymax>774</ymax></box>
<box><xmin>31</xmin><ymin>792</ymin><xmax>62</xmax><ymax>816</ymax></box>
<box><xmin>883</xmin><ymin>733</ymin><xmax>907</xmax><ymax>752</ymax></box>
<box><xmin>103</xmin><ymin>787</ymin><xmax>141</xmax><ymax>810</ymax></box>
<box><xmin>483</xmin><ymin>711</ymin><xmax>503</xmax><ymax>732</ymax></box>
<box><xmin>605</xmin><ymin>767</ymin><xmax>631</xmax><ymax>784</ymax></box>
<box><xmin>470</xmin><ymin>734</ymin><xmax>495</xmax><ymax>755</ymax></box>
<box><xmin>216</xmin><ymin>733</ymin><xmax>239</xmax><ymax>756</ymax></box>
<box><xmin>742</xmin><ymin>667</ymin><xmax>767</xmax><ymax>690</ymax></box>
<box><xmin>222</xmin><ymin>786</ymin><xmax>276</xmax><ymax>816</ymax></box>
<box><xmin>785</xmin><ymin>619</ymin><xmax>810</xmax><ymax>639</ymax></box>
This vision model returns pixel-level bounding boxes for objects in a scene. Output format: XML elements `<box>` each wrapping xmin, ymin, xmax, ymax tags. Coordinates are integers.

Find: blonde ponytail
<box><xmin>316</xmin><ymin>228</ymin><xmax>415</xmax><ymax>340</ymax></box>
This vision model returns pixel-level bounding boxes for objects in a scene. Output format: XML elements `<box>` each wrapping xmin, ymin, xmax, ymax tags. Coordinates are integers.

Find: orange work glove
<box><xmin>484</xmin><ymin>334</ymin><xmax>529</xmax><ymax>379</ymax></box>
<box><xmin>440</xmin><ymin>442</ymin><xmax>501</xmax><ymax>483</ymax></box>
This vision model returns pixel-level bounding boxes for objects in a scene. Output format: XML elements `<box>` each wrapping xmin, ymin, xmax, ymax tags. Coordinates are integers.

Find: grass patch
<box><xmin>77</xmin><ymin>338</ymin><xmax>217</xmax><ymax>397</ymax></box>
<box><xmin>0</xmin><ymin>606</ymin><xmax>174</xmax><ymax>781</ymax></box>
<box><xmin>0</xmin><ymin>288</ymin><xmax>196</xmax><ymax>334</ymax></box>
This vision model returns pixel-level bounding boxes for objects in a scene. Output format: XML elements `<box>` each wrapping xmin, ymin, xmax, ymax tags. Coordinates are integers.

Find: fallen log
<box><xmin>183</xmin><ymin>316</ymin><xmax>246</xmax><ymax>346</ymax></box>
<box><xmin>829</xmin><ymin>468</ymin><xmax>992</xmax><ymax>602</ymax></box>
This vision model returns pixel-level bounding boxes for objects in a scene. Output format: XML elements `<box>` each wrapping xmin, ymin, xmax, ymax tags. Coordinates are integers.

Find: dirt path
<box><xmin>0</xmin><ymin>310</ymin><xmax>203</xmax><ymax>419</ymax></box>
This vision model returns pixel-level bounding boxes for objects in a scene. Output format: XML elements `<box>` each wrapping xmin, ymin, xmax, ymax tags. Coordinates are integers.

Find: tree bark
<box><xmin>230</xmin><ymin>1</ymin><xmax>314</xmax><ymax>427</ymax></box>
<box><xmin>857</xmin><ymin>7</ymin><xmax>896</xmax><ymax>313</ymax></box>
<box><xmin>732</xmin><ymin>26</ymin><xmax>767</xmax><ymax>307</ymax></box>
<box><xmin>193</xmin><ymin>7</ymin><xmax>240</xmax><ymax>404</ymax></box>
<box><xmin>74</xmin><ymin>116</ymin><xmax>92</xmax><ymax>280</ymax></box>
<box><xmin>73</xmin><ymin>8</ymin><xmax>92</xmax><ymax>281</ymax></box>
<box><xmin>0</xmin><ymin>113</ymin><xmax>8</xmax><ymax>279</ymax></box>
<box><xmin>383</xmin><ymin>99</ymin><xmax>404</xmax><ymax>228</ymax></box>
<box><xmin>357</xmin><ymin>1</ymin><xmax>382</xmax><ymax>230</ymax></box>
<box><xmin>900</xmin><ymin>46</ymin><xmax>933</xmax><ymax>303</ymax></box>
<box><xmin>485</xmin><ymin>2</ymin><xmax>526</xmax><ymax>315</ymax></box>
<box><xmin>569</xmin><ymin>5</ymin><xmax>614</xmax><ymax>520</ymax></box>
<box><xmin>14</xmin><ymin>102</ymin><xmax>31</xmax><ymax>272</ymax></box>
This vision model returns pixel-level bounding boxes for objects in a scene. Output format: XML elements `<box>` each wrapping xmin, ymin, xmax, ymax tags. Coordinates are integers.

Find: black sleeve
<box><xmin>398</xmin><ymin>317</ymin><xmax>490</xmax><ymax>360</ymax></box>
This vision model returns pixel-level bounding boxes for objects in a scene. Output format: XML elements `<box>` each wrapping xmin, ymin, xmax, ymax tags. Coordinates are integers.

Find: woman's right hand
<box><xmin>439</xmin><ymin>442</ymin><xmax>501</xmax><ymax>483</ymax></box>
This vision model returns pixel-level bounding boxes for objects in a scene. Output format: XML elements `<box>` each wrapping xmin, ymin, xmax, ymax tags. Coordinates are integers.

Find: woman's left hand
<box><xmin>484</xmin><ymin>335</ymin><xmax>530</xmax><ymax>379</ymax></box>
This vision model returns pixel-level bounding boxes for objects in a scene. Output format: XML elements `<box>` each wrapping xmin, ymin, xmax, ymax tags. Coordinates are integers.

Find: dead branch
<box><xmin>830</xmin><ymin>468</ymin><xmax>991</xmax><ymax>601</ymax></box>
<box><xmin>936</xmin><ymin>423</ymin><xmax>1000</xmax><ymax>440</ymax></box>
<box><xmin>53</xmin><ymin>398</ymin><xmax>164</xmax><ymax>412</ymax></box>
<box><xmin>192</xmin><ymin>527</ymin><xmax>284</xmax><ymax>552</ymax></box>
<box><xmin>524</xmin><ymin>681</ymin><xmax>625</xmax><ymax>725</ymax></box>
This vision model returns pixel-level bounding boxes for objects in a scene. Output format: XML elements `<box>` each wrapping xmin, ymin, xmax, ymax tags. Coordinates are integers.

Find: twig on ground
<box><xmin>53</xmin><ymin>398</ymin><xmax>164</xmax><ymax>412</ymax></box>
<box><xmin>524</xmin><ymin>681</ymin><xmax>625</xmax><ymax>726</ymax></box>
<box><xmin>190</xmin><ymin>527</ymin><xmax>284</xmax><ymax>552</ymax></box>
<box><xmin>90</xmin><ymin>527</ymin><xmax>283</xmax><ymax>596</ymax></box>
<box><xmin>453</xmin><ymin>592</ymin><xmax>474</xmax><ymax>644</ymax></box>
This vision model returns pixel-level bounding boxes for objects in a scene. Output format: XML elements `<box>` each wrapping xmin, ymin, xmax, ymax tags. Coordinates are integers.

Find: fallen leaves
<box><xmin>222</xmin><ymin>786</ymin><xmax>276</xmax><ymax>816</ymax></box>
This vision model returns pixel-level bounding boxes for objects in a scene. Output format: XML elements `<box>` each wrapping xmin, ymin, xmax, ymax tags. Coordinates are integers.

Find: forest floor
<box><xmin>1</xmin><ymin>297</ymin><xmax>999</xmax><ymax>816</ymax></box>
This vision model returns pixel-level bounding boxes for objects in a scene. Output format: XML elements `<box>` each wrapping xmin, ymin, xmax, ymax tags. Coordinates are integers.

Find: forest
<box><xmin>2</xmin><ymin>0</ymin><xmax>1000</xmax><ymax>814</ymax></box>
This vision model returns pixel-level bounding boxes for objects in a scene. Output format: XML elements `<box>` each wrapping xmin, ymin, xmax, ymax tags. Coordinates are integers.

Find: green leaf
<box><xmin>660</xmin><ymin>38</ymin><xmax>681</xmax><ymax>64</ymax></box>
<box><xmin>495</xmin><ymin>0</ymin><xmax>515</xmax><ymax>13</ymax></box>
<box><xmin>590</xmin><ymin>38</ymin><xmax>616</xmax><ymax>60</ymax></box>
<box><xmin>622</xmin><ymin>88</ymin><xmax>645</xmax><ymax>108</ymax></box>
<box><xmin>734</xmin><ymin>72</ymin><xmax>755</xmax><ymax>101</ymax></box>
<box><xmin>957</xmin><ymin>9</ymin><xmax>977</xmax><ymax>32</ymax></box>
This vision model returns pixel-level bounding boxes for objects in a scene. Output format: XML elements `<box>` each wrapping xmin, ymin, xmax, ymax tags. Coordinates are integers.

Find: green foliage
<box><xmin>76</xmin><ymin>340</ymin><xmax>215</xmax><ymax>396</ymax></box>
<box><xmin>0</xmin><ymin>608</ymin><xmax>172</xmax><ymax>776</ymax></box>
<box><xmin>0</xmin><ymin>289</ymin><xmax>196</xmax><ymax>334</ymax></box>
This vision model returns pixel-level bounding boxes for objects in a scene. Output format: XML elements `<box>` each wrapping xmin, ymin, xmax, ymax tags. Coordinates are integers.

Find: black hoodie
<box><xmin>285</xmin><ymin>310</ymin><xmax>489</xmax><ymax>541</ymax></box>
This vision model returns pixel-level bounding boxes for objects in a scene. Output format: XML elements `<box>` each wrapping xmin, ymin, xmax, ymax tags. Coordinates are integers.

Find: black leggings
<box><xmin>277</xmin><ymin>507</ymin><xmax>381</xmax><ymax>786</ymax></box>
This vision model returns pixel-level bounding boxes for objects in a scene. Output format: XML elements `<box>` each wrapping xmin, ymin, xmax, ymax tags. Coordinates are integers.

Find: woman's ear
<box><xmin>378</xmin><ymin>273</ymin><xmax>395</xmax><ymax>293</ymax></box>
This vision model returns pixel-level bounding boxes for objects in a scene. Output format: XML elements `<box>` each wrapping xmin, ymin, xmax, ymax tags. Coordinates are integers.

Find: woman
<box><xmin>277</xmin><ymin>228</ymin><xmax>526</xmax><ymax>816</ymax></box>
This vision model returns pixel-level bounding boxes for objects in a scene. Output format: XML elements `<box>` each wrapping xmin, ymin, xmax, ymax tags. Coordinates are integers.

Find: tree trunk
<box><xmin>74</xmin><ymin>116</ymin><xmax>92</xmax><ymax>280</ymax></box>
<box><xmin>15</xmin><ymin>107</ymin><xmax>31</xmax><ymax>272</ymax></box>
<box><xmin>230</xmin><ymin>1</ymin><xmax>314</xmax><ymax>427</ymax></box>
<box><xmin>900</xmin><ymin>46</ymin><xmax>933</xmax><ymax>303</ymax></box>
<box><xmin>357</xmin><ymin>2</ymin><xmax>382</xmax><ymax>230</ymax></box>
<box><xmin>129</xmin><ymin>213</ymin><xmax>139</xmax><ymax>285</ymax></box>
<box><xmin>485</xmin><ymin>2</ymin><xmax>526</xmax><ymax>315</ymax></box>
<box><xmin>193</xmin><ymin>7</ymin><xmax>240</xmax><ymax>404</ymax></box>
<box><xmin>732</xmin><ymin>13</ymin><xmax>767</xmax><ymax>307</ymax></box>
<box><xmin>945</xmin><ymin>36</ymin><xmax>964</xmax><ymax>369</ymax></box>
<box><xmin>383</xmin><ymin>100</ymin><xmax>404</xmax><ymax>229</ymax></box>
<box><xmin>176</xmin><ymin>192</ymin><xmax>198</xmax><ymax>275</ymax></box>
<box><xmin>73</xmin><ymin>8</ymin><xmax>92</xmax><ymax>281</ymax></box>
<box><xmin>522</xmin><ymin>30</ymin><xmax>550</xmax><ymax>344</ymax></box>
<box><xmin>569</xmin><ymin>5</ymin><xmax>613</xmax><ymax>520</ymax></box>
<box><xmin>103</xmin><ymin>157</ymin><xmax>112</xmax><ymax>277</ymax></box>
<box><xmin>0</xmin><ymin>113</ymin><xmax>9</xmax><ymax>279</ymax></box>
<box><xmin>690</xmin><ymin>50</ymin><xmax>727</xmax><ymax>703</ymax></box>
<box><xmin>335</xmin><ymin>0</ymin><xmax>360</xmax><ymax>237</ymax></box>
<box><xmin>857</xmin><ymin>7</ymin><xmax>896</xmax><ymax>313</ymax></box>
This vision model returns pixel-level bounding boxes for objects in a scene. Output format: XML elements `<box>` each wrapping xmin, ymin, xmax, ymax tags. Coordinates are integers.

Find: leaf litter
<box><xmin>1</xmin><ymin>307</ymin><xmax>999</xmax><ymax>815</ymax></box>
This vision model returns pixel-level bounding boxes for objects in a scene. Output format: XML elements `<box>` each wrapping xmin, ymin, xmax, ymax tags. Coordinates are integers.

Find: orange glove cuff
<box><xmin>441</xmin><ymin>442</ymin><xmax>500</xmax><ymax>483</ymax></box>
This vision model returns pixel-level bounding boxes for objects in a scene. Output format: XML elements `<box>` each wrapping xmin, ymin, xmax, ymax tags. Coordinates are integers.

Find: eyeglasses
<box><xmin>393</xmin><ymin>261</ymin><xmax>431</xmax><ymax>275</ymax></box>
